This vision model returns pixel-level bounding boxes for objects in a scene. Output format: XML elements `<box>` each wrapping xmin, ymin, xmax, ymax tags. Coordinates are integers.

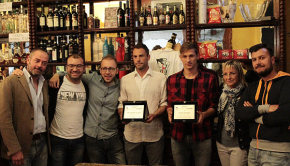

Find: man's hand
<box><xmin>146</xmin><ymin>114</ymin><xmax>157</xmax><ymax>123</ymax></box>
<box><xmin>269</xmin><ymin>105</ymin><xmax>279</xmax><ymax>113</ymax></box>
<box><xmin>11</xmin><ymin>151</ymin><xmax>24</xmax><ymax>166</ymax></box>
<box><xmin>243</xmin><ymin>101</ymin><xmax>253</xmax><ymax>107</ymax></box>
<box><xmin>197</xmin><ymin>111</ymin><xmax>204</xmax><ymax>124</ymax></box>
<box><xmin>49</xmin><ymin>74</ymin><xmax>60</xmax><ymax>88</ymax></box>
<box><xmin>12</xmin><ymin>67</ymin><xmax>24</xmax><ymax>76</ymax></box>
<box><xmin>167</xmin><ymin>107</ymin><xmax>173</xmax><ymax>124</ymax></box>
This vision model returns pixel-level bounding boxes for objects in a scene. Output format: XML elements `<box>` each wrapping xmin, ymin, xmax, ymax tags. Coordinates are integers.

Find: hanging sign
<box><xmin>0</xmin><ymin>2</ymin><xmax>12</xmax><ymax>12</ymax></box>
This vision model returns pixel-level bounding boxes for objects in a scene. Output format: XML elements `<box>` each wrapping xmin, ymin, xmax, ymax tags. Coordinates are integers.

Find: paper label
<box><xmin>0</xmin><ymin>2</ymin><xmax>12</xmax><ymax>12</ymax></box>
<box><xmin>9</xmin><ymin>33</ymin><xmax>29</xmax><ymax>42</ymax></box>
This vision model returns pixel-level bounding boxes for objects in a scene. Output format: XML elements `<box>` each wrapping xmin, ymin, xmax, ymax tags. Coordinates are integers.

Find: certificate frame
<box><xmin>122</xmin><ymin>101</ymin><xmax>148</xmax><ymax>122</ymax></box>
<box><xmin>172</xmin><ymin>101</ymin><xmax>198</xmax><ymax>122</ymax></box>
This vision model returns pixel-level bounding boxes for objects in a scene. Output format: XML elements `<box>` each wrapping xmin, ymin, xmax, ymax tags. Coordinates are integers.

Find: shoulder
<box><xmin>121</xmin><ymin>71</ymin><xmax>135</xmax><ymax>81</ymax></box>
<box><xmin>151</xmin><ymin>71</ymin><xmax>166</xmax><ymax>80</ymax></box>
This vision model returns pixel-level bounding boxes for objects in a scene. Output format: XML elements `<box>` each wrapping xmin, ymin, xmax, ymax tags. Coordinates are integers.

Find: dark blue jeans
<box><xmin>85</xmin><ymin>134</ymin><xmax>126</xmax><ymax>164</ymax></box>
<box><xmin>50</xmin><ymin>134</ymin><xmax>84</xmax><ymax>166</ymax></box>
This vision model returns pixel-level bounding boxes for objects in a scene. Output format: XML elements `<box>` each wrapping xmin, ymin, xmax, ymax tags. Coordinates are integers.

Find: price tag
<box><xmin>9</xmin><ymin>33</ymin><xmax>29</xmax><ymax>42</ymax></box>
<box><xmin>0</xmin><ymin>2</ymin><xmax>12</xmax><ymax>12</ymax></box>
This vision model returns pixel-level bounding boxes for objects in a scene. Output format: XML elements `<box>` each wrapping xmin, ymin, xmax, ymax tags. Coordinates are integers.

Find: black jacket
<box><xmin>48</xmin><ymin>76</ymin><xmax>89</xmax><ymax>126</ymax></box>
<box><xmin>216</xmin><ymin>87</ymin><xmax>251</xmax><ymax>150</ymax></box>
<box><xmin>236</xmin><ymin>72</ymin><xmax>290</xmax><ymax>142</ymax></box>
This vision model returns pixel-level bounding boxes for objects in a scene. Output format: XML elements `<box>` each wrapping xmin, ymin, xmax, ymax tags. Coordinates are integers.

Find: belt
<box><xmin>32</xmin><ymin>132</ymin><xmax>46</xmax><ymax>140</ymax></box>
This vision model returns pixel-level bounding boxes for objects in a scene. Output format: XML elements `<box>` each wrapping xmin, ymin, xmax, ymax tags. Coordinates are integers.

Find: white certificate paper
<box><xmin>123</xmin><ymin>105</ymin><xmax>145</xmax><ymax>119</ymax></box>
<box><xmin>173</xmin><ymin>104</ymin><xmax>196</xmax><ymax>120</ymax></box>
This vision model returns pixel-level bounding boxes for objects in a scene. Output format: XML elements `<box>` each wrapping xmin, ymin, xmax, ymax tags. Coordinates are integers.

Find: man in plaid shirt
<box><xmin>167</xmin><ymin>42</ymin><xmax>219</xmax><ymax>166</ymax></box>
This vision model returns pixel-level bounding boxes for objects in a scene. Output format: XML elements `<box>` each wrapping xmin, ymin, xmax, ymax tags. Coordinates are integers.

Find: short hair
<box><xmin>222</xmin><ymin>60</ymin><xmax>246</xmax><ymax>86</ymax></box>
<box><xmin>133</xmin><ymin>43</ymin><xmax>149</xmax><ymax>56</ymax></box>
<box><xmin>29</xmin><ymin>48</ymin><xmax>48</xmax><ymax>59</ymax></box>
<box><xmin>249</xmin><ymin>43</ymin><xmax>273</xmax><ymax>57</ymax></box>
<box><xmin>101</xmin><ymin>55</ymin><xmax>118</xmax><ymax>67</ymax></box>
<box><xmin>180</xmin><ymin>42</ymin><xmax>199</xmax><ymax>55</ymax></box>
<box><xmin>67</xmin><ymin>54</ymin><xmax>84</xmax><ymax>64</ymax></box>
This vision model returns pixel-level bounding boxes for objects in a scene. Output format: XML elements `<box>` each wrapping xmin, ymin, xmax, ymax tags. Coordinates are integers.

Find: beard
<box><xmin>256</xmin><ymin>64</ymin><xmax>273</xmax><ymax>77</ymax></box>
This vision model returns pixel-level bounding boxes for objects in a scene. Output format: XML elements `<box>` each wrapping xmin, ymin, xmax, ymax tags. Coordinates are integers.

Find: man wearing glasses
<box><xmin>50</xmin><ymin>55</ymin><xmax>126</xmax><ymax>164</ymax></box>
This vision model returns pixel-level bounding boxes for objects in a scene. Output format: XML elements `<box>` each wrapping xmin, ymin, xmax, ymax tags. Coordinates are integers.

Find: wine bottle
<box><xmin>53</xmin><ymin>6</ymin><xmax>60</xmax><ymax>31</ymax></box>
<box><xmin>103</xmin><ymin>36</ymin><xmax>109</xmax><ymax>57</ymax></box>
<box><xmin>83</xmin><ymin>5</ymin><xmax>88</xmax><ymax>29</ymax></box>
<box><xmin>179</xmin><ymin>4</ymin><xmax>185</xmax><ymax>24</ymax></box>
<box><xmin>65</xmin><ymin>6</ymin><xmax>72</xmax><ymax>30</ymax></box>
<box><xmin>139</xmin><ymin>7</ymin><xmax>145</xmax><ymax>26</ymax></box>
<box><xmin>172</xmin><ymin>5</ymin><xmax>178</xmax><ymax>25</ymax></box>
<box><xmin>146</xmin><ymin>6</ymin><xmax>152</xmax><ymax>26</ymax></box>
<box><xmin>108</xmin><ymin>37</ymin><xmax>114</xmax><ymax>56</ymax></box>
<box><xmin>124</xmin><ymin>0</ymin><xmax>130</xmax><ymax>27</ymax></box>
<box><xmin>58</xmin><ymin>6</ymin><xmax>64</xmax><ymax>30</ymax></box>
<box><xmin>51</xmin><ymin>36</ymin><xmax>58</xmax><ymax>62</ymax></box>
<box><xmin>165</xmin><ymin>5</ymin><xmax>171</xmax><ymax>25</ymax></box>
<box><xmin>153</xmin><ymin>6</ymin><xmax>158</xmax><ymax>26</ymax></box>
<box><xmin>165</xmin><ymin>33</ymin><xmax>177</xmax><ymax>49</ymax></box>
<box><xmin>39</xmin><ymin>4</ymin><xmax>46</xmax><ymax>31</ymax></box>
<box><xmin>117</xmin><ymin>1</ymin><xmax>125</xmax><ymax>27</ymax></box>
<box><xmin>72</xmin><ymin>5</ymin><xmax>78</xmax><ymax>30</ymax></box>
<box><xmin>47</xmin><ymin>7</ymin><xmax>54</xmax><ymax>31</ymax></box>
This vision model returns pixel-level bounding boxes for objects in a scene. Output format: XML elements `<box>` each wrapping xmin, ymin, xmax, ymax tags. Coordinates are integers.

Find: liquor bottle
<box><xmin>52</xmin><ymin>36</ymin><xmax>58</xmax><ymax>62</ymax></box>
<box><xmin>72</xmin><ymin>5</ymin><xmax>78</xmax><ymax>30</ymax></box>
<box><xmin>108</xmin><ymin>37</ymin><xmax>114</xmax><ymax>56</ymax></box>
<box><xmin>165</xmin><ymin>33</ymin><xmax>177</xmax><ymax>49</ymax></box>
<box><xmin>172</xmin><ymin>5</ymin><xmax>178</xmax><ymax>24</ymax></box>
<box><xmin>46</xmin><ymin>36</ymin><xmax>53</xmax><ymax>62</ymax></box>
<box><xmin>124</xmin><ymin>35</ymin><xmax>130</xmax><ymax>61</ymax></box>
<box><xmin>47</xmin><ymin>7</ymin><xmax>54</xmax><ymax>31</ymax></box>
<box><xmin>24</xmin><ymin>9</ymin><xmax>29</xmax><ymax>33</ymax></box>
<box><xmin>124</xmin><ymin>0</ymin><xmax>130</xmax><ymax>27</ymax></box>
<box><xmin>58</xmin><ymin>6</ymin><xmax>64</xmax><ymax>30</ymax></box>
<box><xmin>12</xmin><ymin>43</ymin><xmax>21</xmax><ymax>64</ymax></box>
<box><xmin>95</xmin><ymin>16</ymin><xmax>100</xmax><ymax>28</ymax></box>
<box><xmin>39</xmin><ymin>4</ymin><xmax>46</xmax><ymax>31</ymax></box>
<box><xmin>65</xmin><ymin>6</ymin><xmax>72</xmax><ymax>30</ymax></box>
<box><xmin>39</xmin><ymin>39</ymin><xmax>46</xmax><ymax>51</ymax></box>
<box><xmin>83</xmin><ymin>5</ymin><xmax>88</xmax><ymax>29</ymax></box>
<box><xmin>72</xmin><ymin>35</ymin><xmax>79</xmax><ymax>54</ymax></box>
<box><xmin>134</xmin><ymin>11</ymin><xmax>139</xmax><ymax>27</ymax></box>
<box><xmin>153</xmin><ymin>6</ymin><xmax>158</xmax><ymax>26</ymax></box>
<box><xmin>165</xmin><ymin>5</ymin><xmax>171</xmax><ymax>25</ymax></box>
<box><xmin>146</xmin><ymin>6</ymin><xmax>152</xmax><ymax>26</ymax></box>
<box><xmin>139</xmin><ymin>7</ymin><xmax>145</xmax><ymax>26</ymax></box>
<box><xmin>103</xmin><ymin>36</ymin><xmax>109</xmax><ymax>57</ymax></box>
<box><xmin>13</xmin><ymin>8</ymin><xmax>19</xmax><ymax>33</ymax></box>
<box><xmin>159</xmin><ymin>7</ymin><xmax>165</xmax><ymax>25</ymax></box>
<box><xmin>68</xmin><ymin>35</ymin><xmax>74</xmax><ymax>56</ymax></box>
<box><xmin>117</xmin><ymin>1</ymin><xmax>124</xmax><ymax>27</ymax></box>
<box><xmin>53</xmin><ymin>6</ymin><xmax>60</xmax><ymax>31</ymax></box>
<box><xmin>179</xmin><ymin>4</ymin><xmax>185</xmax><ymax>24</ymax></box>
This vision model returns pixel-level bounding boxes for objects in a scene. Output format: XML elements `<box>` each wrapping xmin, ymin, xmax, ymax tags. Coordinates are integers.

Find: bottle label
<box><xmin>60</xmin><ymin>18</ymin><xmax>64</xmax><ymax>27</ymax></box>
<box><xmin>166</xmin><ymin>15</ymin><xmax>170</xmax><ymax>24</ymax></box>
<box><xmin>146</xmin><ymin>17</ymin><xmax>152</xmax><ymax>25</ymax></box>
<box><xmin>166</xmin><ymin>42</ymin><xmax>173</xmax><ymax>49</ymax></box>
<box><xmin>173</xmin><ymin>15</ymin><xmax>178</xmax><ymax>24</ymax></box>
<box><xmin>59</xmin><ymin>50</ymin><xmax>63</xmax><ymax>59</ymax></box>
<box><xmin>54</xmin><ymin>16</ymin><xmax>59</xmax><ymax>27</ymax></box>
<box><xmin>139</xmin><ymin>17</ymin><xmax>144</xmax><ymax>26</ymax></box>
<box><xmin>159</xmin><ymin>15</ymin><xmax>165</xmax><ymax>24</ymax></box>
<box><xmin>179</xmin><ymin>15</ymin><xmax>185</xmax><ymax>24</ymax></box>
<box><xmin>40</xmin><ymin>17</ymin><xmax>45</xmax><ymax>26</ymax></box>
<box><xmin>47</xmin><ymin>17</ymin><xmax>53</xmax><ymax>27</ymax></box>
<box><xmin>153</xmin><ymin>17</ymin><xmax>158</xmax><ymax>25</ymax></box>
<box><xmin>66</xmin><ymin>18</ymin><xmax>70</xmax><ymax>27</ymax></box>
<box><xmin>65</xmin><ymin>50</ymin><xmax>68</xmax><ymax>58</ymax></box>
<box><xmin>52</xmin><ymin>50</ymin><xmax>57</xmax><ymax>61</ymax></box>
<box><xmin>125</xmin><ymin>14</ymin><xmax>129</xmax><ymax>23</ymax></box>
<box><xmin>72</xmin><ymin>17</ymin><xmax>78</xmax><ymax>26</ymax></box>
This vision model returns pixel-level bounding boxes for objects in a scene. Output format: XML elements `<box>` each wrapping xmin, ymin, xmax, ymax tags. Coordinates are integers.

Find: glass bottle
<box><xmin>13</xmin><ymin>8</ymin><xmax>19</xmax><ymax>33</ymax></box>
<box><xmin>165</xmin><ymin>33</ymin><xmax>177</xmax><ymax>49</ymax></box>
<box><xmin>146</xmin><ymin>6</ymin><xmax>152</xmax><ymax>26</ymax></box>
<box><xmin>47</xmin><ymin>7</ymin><xmax>54</xmax><ymax>31</ymax></box>
<box><xmin>53</xmin><ymin>6</ymin><xmax>60</xmax><ymax>31</ymax></box>
<box><xmin>65</xmin><ymin>6</ymin><xmax>72</xmax><ymax>30</ymax></box>
<box><xmin>60</xmin><ymin>35</ymin><xmax>68</xmax><ymax>62</ymax></box>
<box><xmin>153</xmin><ymin>6</ymin><xmax>158</xmax><ymax>26</ymax></box>
<box><xmin>108</xmin><ymin>37</ymin><xmax>114</xmax><ymax>56</ymax></box>
<box><xmin>165</xmin><ymin>5</ymin><xmax>171</xmax><ymax>25</ymax></box>
<box><xmin>179</xmin><ymin>4</ymin><xmax>185</xmax><ymax>24</ymax></box>
<box><xmin>139</xmin><ymin>7</ymin><xmax>145</xmax><ymax>26</ymax></box>
<box><xmin>58</xmin><ymin>6</ymin><xmax>64</xmax><ymax>30</ymax></box>
<box><xmin>159</xmin><ymin>7</ymin><xmax>165</xmax><ymax>25</ymax></box>
<box><xmin>124</xmin><ymin>0</ymin><xmax>130</xmax><ymax>27</ymax></box>
<box><xmin>83</xmin><ymin>5</ymin><xmax>88</xmax><ymax>29</ymax></box>
<box><xmin>117</xmin><ymin>1</ymin><xmax>124</xmax><ymax>27</ymax></box>
<box><xmin>51</xmin><ymin>36</ymin><xmax>58</xmax><ymax>62</ymax></box>
<box><xmin>172</xmin><ymin>5</ymin><xmax>178</xmax><ymax>25</ymax></box>
<box><xmin>103</xmin><ymin>36</ymin><xmax>109</xmax><ymax>57</ymax></box>
<box><xmin>71</xmin><ymin>5</ymin><xmax>78</xmax><ymax>30</ymax></box>
<box><xmin>13</xmin><ymin>43</ymin><xmax>21</xmax><ymax>64</ymax></box>
<box><xmin>39</xmin><ymin>4</ymin><xmax>47</xmax><ymax>31</ymax></box>
<box><xmin>88</xmin><ymin>14</ymin><xmax>94</xmax><ymax>29</ymax></box>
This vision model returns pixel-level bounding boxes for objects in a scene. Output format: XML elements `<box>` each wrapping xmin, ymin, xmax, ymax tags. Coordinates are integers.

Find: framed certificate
<box><xmin>172</xmin><ymin>101</ymin><xmax>198</xmax><ymax>122</ymax></box>
<box><xmin>122</xmin><ymin>101</ymin><xmax>149</xmax><ymax>122</ymax></box>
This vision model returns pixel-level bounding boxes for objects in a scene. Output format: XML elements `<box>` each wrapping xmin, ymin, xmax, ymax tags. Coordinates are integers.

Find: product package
<box><xmin>233</xmin><ymin>49</ymin><xmax>248</xmax><ymax>59</ymax></box>
<box><xmin>198</xmin><ymin>41</ymin><xmax>218</xmax><ymax>59</ymax></box>
<box><xmin>208</xmin><ymin>5</ymin><xmax>222</xmax><ymax>23</ymax></box>
<box><xmin>218</xmin><ymin>49</ymin><xmax>233</xmax><ymax>59</ymax></box>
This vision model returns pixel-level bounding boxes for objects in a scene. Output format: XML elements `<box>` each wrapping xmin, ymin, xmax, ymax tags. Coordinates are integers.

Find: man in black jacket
<box><xmin>236</xmin><ymin>44</ymin><xmax>290</xmax><ymax>166</ymax></box>
<box><xmin>48</xmin><ymin>54</ymin><xmax>88</xmax><ymax>166</ymax></box>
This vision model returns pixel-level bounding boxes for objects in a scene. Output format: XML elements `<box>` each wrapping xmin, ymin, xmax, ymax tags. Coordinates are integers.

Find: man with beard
<box><xmin>118</xmin><ymin>43</ymin><xmax>167</xmax><ymax>165</ymax></box>
<box><xmin>49</xmin><ymin>55</ymin><xmax>126</xmax><ymax>164</ymax></box>
<box><xmin>0</xmin><ymin>49</ymin><xmax>49</xmax><ymax>166</ymax></box>
<box><xmin>48</xmin><ymin>54</ymin><xmax>88</xmax><ymax>166</ymax></box>
<box><xmin>236</xmin><ymin>43</ymin><xmax>290</xmax><ymax>166</ymax></box>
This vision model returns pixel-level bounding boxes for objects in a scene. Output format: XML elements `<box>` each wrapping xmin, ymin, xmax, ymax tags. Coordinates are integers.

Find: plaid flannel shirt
<box><xmin>167</xmin><ymin>66</ymin><xmax>219</xmax><ymax>142</ymax></box>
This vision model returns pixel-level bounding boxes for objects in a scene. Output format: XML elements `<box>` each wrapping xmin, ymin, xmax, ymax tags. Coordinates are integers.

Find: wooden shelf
<box><xmin>12</xmin><ymin>1</ymin><xmax>28</xmax><ymax>7</ymax></box>
<box><xmin>84</xmin><ymin>27</ymin><xmax>130</xmax><ymax>34</ymax></box>
<box><xmin>135</xmin><ymin>24</ymin><xmax>186</xmax><ymax>31</ymax></box>
<box><xmin>35</xmin><ymin>0</ymin><xmax>78</xmax><ymax>5</ymax></box>
<box><xmin>0</xmin><ymin>34</ymin><xmax>9</xmax><ymax>38</ymax></box>
<box><xmin>36</xmin><ymin>30</ymin><xmax>78</xmax><ymax>36</ymax></box>
<box><xmin>85</xmin><ymin>61</ymin><xmax>132</xmax><ymax>65</ymax></box>
<box><xmin>83</xmin><ymin>0</ymin><xmax>120</xmax><ymax>3</ymax></box>
<box><xmin>195</xmin><ymin>20</ymin><xmax>279</xmax><ymax>29</ymax></box>
<box><xmin>198</xmin><ymin>59</ymin><xmax>251</xmax><ymax>63</ymax></box>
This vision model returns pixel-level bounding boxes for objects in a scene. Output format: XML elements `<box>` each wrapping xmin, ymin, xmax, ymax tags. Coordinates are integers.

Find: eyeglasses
<box><xmin>100</xmin><ymin>67</ymin><xmax>116</xmax><ymax>72</ymax></box>
<box><xmin>67</xmin><ymin>64</ymin><xmax>84</xmax><ymax>69</ymax></box>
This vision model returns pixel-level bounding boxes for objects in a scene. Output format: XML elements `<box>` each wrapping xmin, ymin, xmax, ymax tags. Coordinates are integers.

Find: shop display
<box><xmin>239</xmin><ymin>0</ymin><xmax>270</xmax><ymax>22</ymax></box>
<box><xmin>0</xmin><ymin>42</ymin><xmax>29</xmax><ymax>64</ymax></box>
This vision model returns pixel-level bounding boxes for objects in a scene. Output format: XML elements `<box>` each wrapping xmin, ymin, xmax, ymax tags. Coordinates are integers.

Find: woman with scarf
<box><xmin>216</xmin><ymin>60</ymin><xmax>251</xmax><ymax>166</ymax></box>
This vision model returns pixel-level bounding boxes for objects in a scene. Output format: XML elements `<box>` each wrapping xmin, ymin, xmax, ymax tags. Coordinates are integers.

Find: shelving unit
<box><xmin>0</xmin><ymin>0</ymin><xmax>286</xmax><ymax>71</ymax></box>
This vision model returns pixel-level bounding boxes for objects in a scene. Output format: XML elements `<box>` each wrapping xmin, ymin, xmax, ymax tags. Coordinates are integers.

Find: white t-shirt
<box><xmin>149</xmin><ymin>49</ymin><xmax>183</xmax><ymax>77</ymax></box>
<box><xmin>50</xmin><ymin>76</ymin><xmax>86</xmax><ymax>139</ymax></box>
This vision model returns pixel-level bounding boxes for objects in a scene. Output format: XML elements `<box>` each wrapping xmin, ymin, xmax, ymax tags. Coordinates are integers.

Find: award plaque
<box><xmin>172</xmin><ymin>101</ymin><xmax>198</xmax><ymax>122</ymax></box>
<box><xmin>122</xmin><ymin>101</ymin><xmax>149</xmax><ymax>122</ymax></box>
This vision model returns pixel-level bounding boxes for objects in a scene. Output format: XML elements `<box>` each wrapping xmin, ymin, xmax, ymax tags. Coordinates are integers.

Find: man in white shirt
<box><xmin>118</xmin><ymin>43</ymin><xmax>167</xmax><ymax>165</ymax></box>
<box><xmin>48</xmin><ymin>55</ymin><xmax>88</xmax><ymax>166</ymax></box>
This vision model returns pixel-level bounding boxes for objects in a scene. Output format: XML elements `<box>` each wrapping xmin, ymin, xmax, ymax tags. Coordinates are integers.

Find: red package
<box><xmin>208</xmin><ymin>5</ymin><xmax>222</xmax><ymax>24</ymax></box>
<box><xmin>233</xmin><ymin>49</ymin><xmax>248</xmax><ymax>59</ymax></box>
<box><xmin>198</xmin><ymin>42</ymin><xmax>206</xmax><ymax>59</ymax></box>
<box><xmin>218</xmin><ymin>49</ymin><xmax>233</xmax><ymax>59</ymax></box>
<box><xmin>204</xmin><ymin>41</ymin><xmax>218</xmax><ymax>59</ymax></box>
<box><xmin>115</xmin><ymin>37</ymin><xmax>125</xmax><ymax>62</ymax></box>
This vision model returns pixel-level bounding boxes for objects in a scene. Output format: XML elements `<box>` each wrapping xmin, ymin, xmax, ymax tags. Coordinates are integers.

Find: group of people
<box><xmin>0</xmin><ymin>42</ymin><xmax>289</xmax><ymax>166</ymax></box>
